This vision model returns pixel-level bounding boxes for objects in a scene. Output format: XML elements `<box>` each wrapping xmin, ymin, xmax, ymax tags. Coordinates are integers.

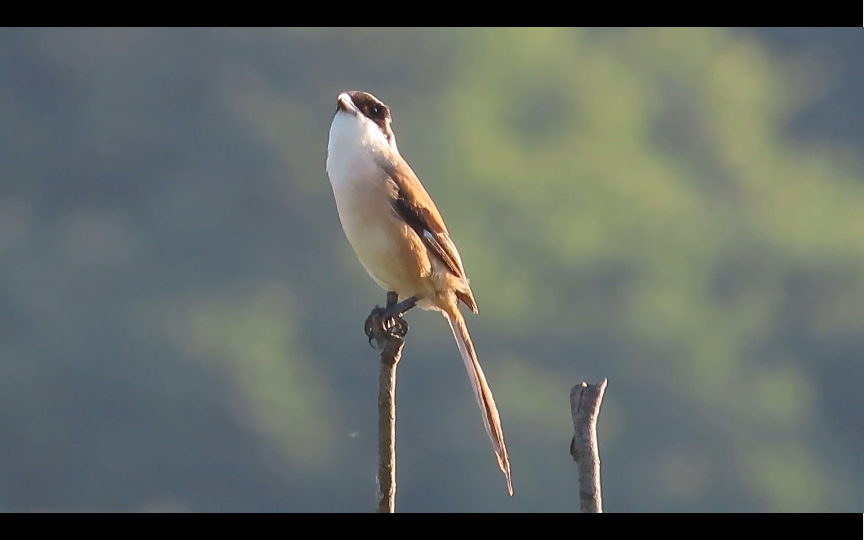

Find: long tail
<box><xmin>443</xmin><ymin>305</ymin><xmax>513</xmax><ymax>495</ymax></box>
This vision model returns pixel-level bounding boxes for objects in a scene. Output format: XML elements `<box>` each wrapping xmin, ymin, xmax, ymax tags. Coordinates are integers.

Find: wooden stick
<box><xmin>569</xmin><ymin>379</ymin><xmax>608</xmax><ymax>513</ymax></box>
<box><xmin>368</xmin><ymin>291</ymin><xmax>407</xmax><ymax>513</ymax></box>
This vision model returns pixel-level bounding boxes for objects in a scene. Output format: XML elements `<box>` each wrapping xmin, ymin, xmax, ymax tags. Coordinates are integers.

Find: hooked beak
<box><xmin>336</xmin><ymin>92</ymin><xmax>358</xmax><ymax>115</ymax></box>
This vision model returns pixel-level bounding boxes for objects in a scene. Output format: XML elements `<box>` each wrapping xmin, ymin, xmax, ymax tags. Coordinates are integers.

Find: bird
<box><xmin>325</xmin><ymin>90</ymin><xmax>512</xmax><ymax>495</ymax></box>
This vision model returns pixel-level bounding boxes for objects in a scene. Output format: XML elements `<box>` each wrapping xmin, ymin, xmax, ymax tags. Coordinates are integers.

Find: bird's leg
<box><xmin>365</xmin><ymin>292</ymin><xmax>420</xmax><ymax>348</ymax></box>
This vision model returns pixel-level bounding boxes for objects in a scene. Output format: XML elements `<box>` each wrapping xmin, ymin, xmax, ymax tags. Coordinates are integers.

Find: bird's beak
<box><xmin>336</xmin><ymin>93</ymin><xmax>358</xmax><ymax>115</ymax></box>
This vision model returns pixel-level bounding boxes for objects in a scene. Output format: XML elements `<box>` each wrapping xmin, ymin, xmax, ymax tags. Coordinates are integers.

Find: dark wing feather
<box><xmin>392</xmin><ymin>196</ymin><xmax>465</xmax><ymax>280</ymax></box>
<box><xmin>382</xmin><ymin>157</ymin><xmax>478</xmax><ymax>312</ymax></box>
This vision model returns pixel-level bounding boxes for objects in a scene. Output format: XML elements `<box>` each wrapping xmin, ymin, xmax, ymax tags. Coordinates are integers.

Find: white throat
<box><xmin>326</xmin><ymin>110</ymin><xmax>398</xmax><ymax>191</ymax></box>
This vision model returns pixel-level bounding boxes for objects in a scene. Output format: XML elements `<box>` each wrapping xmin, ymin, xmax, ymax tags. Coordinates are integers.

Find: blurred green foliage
<box><xmin>1</xmin><ymin>27</ymin><xmax>862</xmax><ymax>512</ymax></box>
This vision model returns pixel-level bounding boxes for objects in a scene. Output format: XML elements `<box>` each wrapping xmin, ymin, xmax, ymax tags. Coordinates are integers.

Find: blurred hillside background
<box><xmin>1</xmin><ymin>27</ymin><xmax>863</xmax><ymax>512</ymax></box>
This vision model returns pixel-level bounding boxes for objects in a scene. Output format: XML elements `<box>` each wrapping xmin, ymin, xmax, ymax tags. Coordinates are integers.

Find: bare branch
<box><xmin>368</xmin><ymin>291</ymin><xmax>406</xmax><ymax>513</ymax></box>
<box><xmin>569</xmin><ymin>379</ymin><xmax>608</xmax><ymax>513</ymax></box>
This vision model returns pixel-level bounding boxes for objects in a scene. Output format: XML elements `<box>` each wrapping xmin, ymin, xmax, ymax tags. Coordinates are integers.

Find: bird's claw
<box><xmin>364</xmin><ymin>306</ymin><xmax>385</xmax><ymax>348</ymax></box>
<box><xmin>364</xmin><ymin>305</ymin><xmax>409</xmax><ymax>349</ymax></box>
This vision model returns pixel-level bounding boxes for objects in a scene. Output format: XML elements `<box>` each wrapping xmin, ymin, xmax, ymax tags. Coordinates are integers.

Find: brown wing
<box><xmin>381</xmin><ymin>157</ymin><xmax>478</xmax><ymax>313</ymax></box>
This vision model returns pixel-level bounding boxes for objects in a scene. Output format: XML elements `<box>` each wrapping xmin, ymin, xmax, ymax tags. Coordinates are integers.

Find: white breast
<box><xmin>326</xmin><ymin>111</ymin><xmax>408</xmax><ymax>292</ymax></box>
<box><xmin>326</xmin><ymin>110</ymin><xmax>392</xmax><ymax>228</ymax></box>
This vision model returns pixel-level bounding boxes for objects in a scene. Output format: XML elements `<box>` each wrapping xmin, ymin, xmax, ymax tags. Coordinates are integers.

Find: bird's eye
<box><xmin>370</xmin><ymin>105</ymin><xmax>381</xmax><ymax>116</ymax></box>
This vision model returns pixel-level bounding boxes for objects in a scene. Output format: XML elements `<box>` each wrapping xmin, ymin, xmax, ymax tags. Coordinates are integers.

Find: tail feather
<box><xmin>444</xmin><ymin>306</ymin><xmax>513</xmax><ymax>496</ymax></box>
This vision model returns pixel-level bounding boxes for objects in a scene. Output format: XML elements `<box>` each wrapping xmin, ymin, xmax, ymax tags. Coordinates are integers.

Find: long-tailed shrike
<box><xmin>325</xmin><ymin>90</ymin><xmax>512</xmax><ymax>495</ymax></box>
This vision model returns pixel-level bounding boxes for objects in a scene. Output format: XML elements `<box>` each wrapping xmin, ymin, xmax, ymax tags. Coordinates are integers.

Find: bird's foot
<box><xmin>364</xmin><ymin>292</ymin><xmax>419</xmax><ymax>348</ymax></box>
<box><xmin>364</xmin><ymin>307</ymin><xmax>409</xmax><ymax>347</ymax></box>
